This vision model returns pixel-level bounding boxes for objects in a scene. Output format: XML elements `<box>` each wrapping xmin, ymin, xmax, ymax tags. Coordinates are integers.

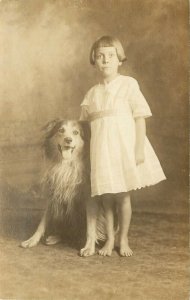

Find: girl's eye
<box><xmin>73</xmin><ymin>130</ymin><xmax>79</xmax><ymax>135</ymax></box>
<box><xmin>109</xmin><ymin>53</ymin><xmax>116</xmax><ymax>58</ymax></box>
<box><xmin>96</xmin><ymin>54</ymin><xmax>102</xmax><ymax>59</ymax></box>
<box><xmin>58</xmin><ymin>128</ymin><xmax>65</xmax><ymax>133</ymax></box>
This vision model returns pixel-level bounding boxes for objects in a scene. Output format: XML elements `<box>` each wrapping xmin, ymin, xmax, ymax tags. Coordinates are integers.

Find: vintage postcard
<box><xmin>0</xmin><ymin>1</ymin><xmax>188</xmax><ymax>299</ymax></box>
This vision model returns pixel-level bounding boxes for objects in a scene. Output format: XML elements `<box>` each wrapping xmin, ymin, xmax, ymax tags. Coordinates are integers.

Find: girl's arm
<box><xmin>79</xmin><ymin>106</ymin><xmax>89</xmax><ymax>121</ymax></box>
<box><xmin>135</xmin><ymin>117</ymin><xmax>146</xmax><ymax>165</ymax></box>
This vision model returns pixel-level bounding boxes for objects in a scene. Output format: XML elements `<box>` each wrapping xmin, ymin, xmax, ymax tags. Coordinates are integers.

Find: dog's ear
<box><xmin>42</xmin><ymin>119</ymin><xmax>61</xmax><ymax>132</ymax></box>
<box><xmin>79</xmin><ymin>121</ymin><xmax>91</xmax><ymax>141</ymax></box>
<box><xmin>42</xmin><ymin>119</ymin><xmax>63</xmax><ymax>138</ymax></box>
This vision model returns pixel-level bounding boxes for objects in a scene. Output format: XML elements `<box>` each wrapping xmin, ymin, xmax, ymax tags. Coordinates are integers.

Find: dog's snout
<box><xmin>64</xmin><ymin>137</ymin><xmax>72</xmax><ymax>144</ymax></box>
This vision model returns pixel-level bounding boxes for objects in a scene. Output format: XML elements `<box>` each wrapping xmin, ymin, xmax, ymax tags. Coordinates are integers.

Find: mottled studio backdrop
<box><xmin>0</xmin><ymin>0</ymin><xmax>188</xmax><ymax>214</ymax></box>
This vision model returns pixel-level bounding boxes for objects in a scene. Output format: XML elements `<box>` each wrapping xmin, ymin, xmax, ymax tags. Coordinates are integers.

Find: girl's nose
<box><xmin>103</xmin><ymin>55</ymin><xmax>109</xmax><ymax>64</ymax></box>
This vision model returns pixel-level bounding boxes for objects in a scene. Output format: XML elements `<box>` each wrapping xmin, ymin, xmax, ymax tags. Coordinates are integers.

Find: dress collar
<box><xmin>99</xmin><ymin>74</ymin><xmax>122</xmax><ymax>87</ymax></box>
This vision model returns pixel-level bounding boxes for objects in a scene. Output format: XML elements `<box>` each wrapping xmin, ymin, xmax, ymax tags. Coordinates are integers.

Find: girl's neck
<box><xmin>101</xmin><ymin>73</ymin><xmax>120</xmax><ymax>84</ymax></box>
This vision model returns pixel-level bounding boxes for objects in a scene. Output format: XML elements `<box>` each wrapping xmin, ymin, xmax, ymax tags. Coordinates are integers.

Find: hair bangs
<box><xmin>90</xmin><ymin>36</ymin><xmax>127</xmax><ymax>65</ymax></box>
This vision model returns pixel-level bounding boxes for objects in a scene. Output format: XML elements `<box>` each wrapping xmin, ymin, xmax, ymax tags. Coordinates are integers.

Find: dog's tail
<box><xmin>96</xmin><ymin>206</ymin><xmax>119</xmax><ymax>242</ymax></box>
<box><xmin>96</xmin><ymin>208</ymin><xmax>106</xmax><ymax>241</ymax></box>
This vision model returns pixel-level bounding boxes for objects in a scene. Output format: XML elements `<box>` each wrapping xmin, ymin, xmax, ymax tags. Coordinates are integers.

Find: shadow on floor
<box><xmin>0</xmin><ymin>207</ymin><xmax>188</xmax><ymax>300</ymax></box>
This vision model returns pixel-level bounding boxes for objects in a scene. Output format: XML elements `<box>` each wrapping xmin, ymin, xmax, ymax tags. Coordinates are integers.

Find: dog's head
<box><xmin>43</xmin><ymin>119</ymin><xmax>90</xmax><ymax>162</ymax></box>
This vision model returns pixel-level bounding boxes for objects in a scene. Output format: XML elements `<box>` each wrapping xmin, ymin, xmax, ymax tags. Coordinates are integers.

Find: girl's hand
<box><xmin>135</xmin><ymin>147</ymin><xmax>145</xmax><ymax>165</ymax></box>
<box><xmin>134</xmin><ymin>117</ymin><xmax>146</xmax><ymax>166</ymax></box>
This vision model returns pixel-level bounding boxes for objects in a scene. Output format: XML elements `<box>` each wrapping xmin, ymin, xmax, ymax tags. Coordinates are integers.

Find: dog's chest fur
<box><xmin>43</xmin><ymin>158</ymin><xmax>89</xmax><ymax>221</ymax></box>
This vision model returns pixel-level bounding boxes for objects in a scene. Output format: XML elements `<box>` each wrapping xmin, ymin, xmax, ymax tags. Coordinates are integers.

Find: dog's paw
<box><xmin>45</xmin><ymin>235</ymin><xmax>62</xmax><ymax>245</ymax></box>
<box><xmin>20</xmin><ymin>235</ymin><xmax>40</xmax><ymax>248</ymax></box>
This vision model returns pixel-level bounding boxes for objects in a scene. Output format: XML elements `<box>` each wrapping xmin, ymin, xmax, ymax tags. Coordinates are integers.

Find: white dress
<box><xmin>80</xmin><ymin>75</ymin><xmax>166</xmax><ymax>197</ymax></box>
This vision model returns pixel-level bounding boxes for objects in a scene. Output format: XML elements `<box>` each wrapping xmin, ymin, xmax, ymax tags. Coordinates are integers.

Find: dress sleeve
<box><xmin>129</xmin><ymin>79</ymin><xmax>152</xmax><ymax>119</ymax></box>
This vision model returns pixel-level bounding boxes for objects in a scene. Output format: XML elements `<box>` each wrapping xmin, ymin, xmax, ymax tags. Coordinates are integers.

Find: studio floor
<box><xmin>0</xmin><ymin>210</ymin><xmax>188</xmax><ymax>300</ymax></box>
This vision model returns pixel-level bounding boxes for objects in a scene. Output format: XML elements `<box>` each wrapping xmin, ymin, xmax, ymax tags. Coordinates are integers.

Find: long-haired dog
<box><xmin>20</xmin><ymin>119</ymin><xmax>106</xmax><ymax>252</ymax></box>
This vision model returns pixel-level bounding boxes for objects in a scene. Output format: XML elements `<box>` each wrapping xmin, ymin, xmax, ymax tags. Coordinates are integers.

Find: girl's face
<box><xmin>94</xmin><ymin>47</ymin><xmax>122</xmax><ymax>80</ymax></box>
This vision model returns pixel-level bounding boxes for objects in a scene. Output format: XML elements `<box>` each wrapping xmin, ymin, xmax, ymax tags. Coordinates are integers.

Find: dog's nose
<box><xmin>64</xmin><ymin>137</ymin><xmax>72</xmax><ymax>144</ymax></box>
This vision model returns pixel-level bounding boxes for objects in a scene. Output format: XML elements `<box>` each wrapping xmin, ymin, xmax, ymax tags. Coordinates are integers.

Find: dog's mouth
<box><xmin>58</xmin><ymin>144</ymin><xmax>76</xmax><ymax>160</ymax></box>
<box><xmin>63</xmin><ymin>145</ymin><xmax>75</xmax><ymax>151</ymax></box>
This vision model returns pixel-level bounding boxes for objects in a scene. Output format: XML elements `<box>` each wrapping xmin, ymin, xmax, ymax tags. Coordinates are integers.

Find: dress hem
<box><xmin>91</xmin><ymin>177</ymin><xmax>166</xmax><ymax>197</ymax></box>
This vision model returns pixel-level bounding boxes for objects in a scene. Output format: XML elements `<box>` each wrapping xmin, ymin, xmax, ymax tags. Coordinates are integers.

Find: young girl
<box><xmin>80</xmin><ymin>36</ymin><xmax>166</xmax><ymax>257</ymax></box>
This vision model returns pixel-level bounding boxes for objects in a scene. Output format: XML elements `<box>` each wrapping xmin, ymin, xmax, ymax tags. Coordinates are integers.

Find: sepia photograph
<box><xmin>0</xmin><ymin>0</ymin><xmax>188</xmax><ymax>299</ymax></box>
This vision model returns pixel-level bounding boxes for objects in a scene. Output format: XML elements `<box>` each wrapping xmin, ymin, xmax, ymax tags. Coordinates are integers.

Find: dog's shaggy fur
<box><xmin>21</xmin><ymin>119</ymin><xmax>105</xmax><ymax>249</ymax></box>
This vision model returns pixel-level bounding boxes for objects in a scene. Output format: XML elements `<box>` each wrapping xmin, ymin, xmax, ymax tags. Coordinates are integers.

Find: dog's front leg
<box><xmin>20</xmin><ymin>210</ymin><xmax>47</xmax><ymax>248</ymax></box>
<box><xmin>80</xmin><ymin>198</ymin><xmax>98</xmax><ymax>257</ymax></box>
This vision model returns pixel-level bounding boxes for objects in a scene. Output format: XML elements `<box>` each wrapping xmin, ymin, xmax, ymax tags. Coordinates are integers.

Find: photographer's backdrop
<box><xmin>0</xmin><ymin>0</ymin><xmax>188</xmax><ymax>214</ymax></box>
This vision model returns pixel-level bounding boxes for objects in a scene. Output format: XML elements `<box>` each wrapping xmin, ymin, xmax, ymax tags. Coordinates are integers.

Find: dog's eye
<box><xmin>73</xmin><ymin>130</ymin><xmax>79</xmax><ymax>135</ymax></box>
<box><xmin>58</xmin><ymin>128</ymin><xmax>65</xmax><ymax>133</ymax></box>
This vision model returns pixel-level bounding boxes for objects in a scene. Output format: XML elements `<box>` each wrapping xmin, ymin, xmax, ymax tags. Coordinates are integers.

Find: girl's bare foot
<box><xmin>120</xmin><ymin>239</ymin><xmax>133</xmax><ymax>257</ymax></box>
<box><xmin>98</xmin><ymin>238</ymin><xmax>114</xmax><ymax>256</ymax></box>
<box><xmin>80</xmin><ymin>237</ymin><xmax>96</xmax><ymax>257</ymax></box>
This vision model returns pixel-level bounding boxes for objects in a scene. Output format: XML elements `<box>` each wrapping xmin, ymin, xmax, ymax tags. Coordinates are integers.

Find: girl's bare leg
<box><xmin>80</xmin><ymin>197</ymin><xmax>99</xmax><ymax>257</ymax></box>
<box><xmin>117</xmin><ymin>193</ymin><xmax>133</xmax><ymax>257</ymax></box>
<box><xmin>98</xmin><ymin>195</ymin><xmax>115</xmax><ymax>256</ymax></box>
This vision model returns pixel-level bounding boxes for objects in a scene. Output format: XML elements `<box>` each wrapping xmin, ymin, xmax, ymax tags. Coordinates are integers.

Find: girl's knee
<box><xmin>101</xmin><ymin>193</ymin><xmax>113</xmax><ymax>202</ymax></box>
<box><xmin>115</xmin><ymin>192</ymin><xmax>130</xmax><ymax>203</ymax></box>
<box><xmin>101</xmin><ymin>194</ymin><xmax>114</xmax><ymax>209</ymax></box>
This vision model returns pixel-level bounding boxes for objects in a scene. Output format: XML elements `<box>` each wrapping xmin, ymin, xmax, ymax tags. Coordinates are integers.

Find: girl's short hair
<box><xmin>90</xmin><ymin>36</ymin><xmax>127</xmax><ymax>65</ymax></box>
